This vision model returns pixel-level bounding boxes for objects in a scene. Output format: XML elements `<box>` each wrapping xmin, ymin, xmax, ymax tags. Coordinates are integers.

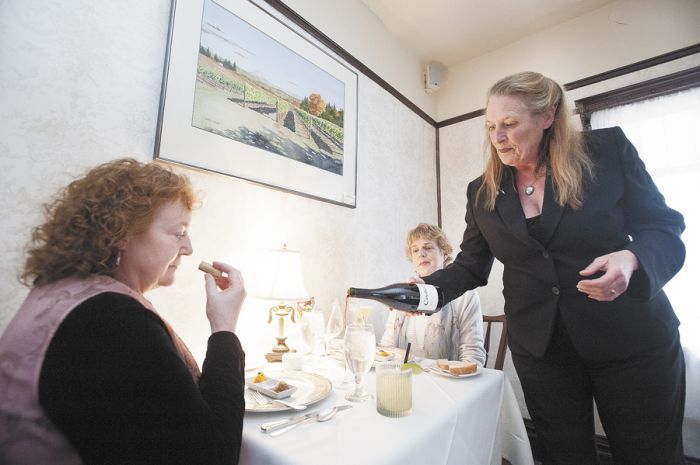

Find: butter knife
<box><xmin>260</xmin><ymin>413</ymin><xmax>313</xmax><ymax>433</ymax></box>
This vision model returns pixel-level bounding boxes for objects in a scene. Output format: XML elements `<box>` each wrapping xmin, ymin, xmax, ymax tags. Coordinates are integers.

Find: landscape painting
<box><xmin>193</xmin><ymin>0</ymin><xmax>346</xmax><ymax>175</ymax></box>
<box><xmin>155</xmin><ymin>0</ymin><xmax>358</xmax><ymax>207</ymax></box>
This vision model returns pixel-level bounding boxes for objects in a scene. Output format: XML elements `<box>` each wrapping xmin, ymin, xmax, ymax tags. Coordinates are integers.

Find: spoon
<box><xmin>268</xmin><ymin>405</ymin><xmax>352</xmax><ymax>437</ymax></box>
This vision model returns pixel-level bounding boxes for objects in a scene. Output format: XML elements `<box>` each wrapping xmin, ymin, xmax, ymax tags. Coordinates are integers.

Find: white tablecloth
<box><xmin>240</xmin><ymin>360</ymin><xmax>533</xmax><ymax>465</ymax></box>
<box><xmin>500</xmin><ymin>377</ymin><xmax>535</xmax><ymax>465</ymax></box>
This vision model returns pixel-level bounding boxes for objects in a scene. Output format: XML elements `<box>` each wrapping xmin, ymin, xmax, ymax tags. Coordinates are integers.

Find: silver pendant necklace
<box><xmin>521</xmin><ymin>170</ymin><xmax>546</xmax><ymax>196</ymax></box>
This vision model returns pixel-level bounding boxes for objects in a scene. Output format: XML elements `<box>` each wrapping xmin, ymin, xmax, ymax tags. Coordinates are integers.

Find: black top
<box><xmin>525</xmin><ymin>214</ymin><xmax>545</xmax><ymax>244</ymax></box>
<box><xmin>39</xmin><ymin>292</ymin><xmax>245</xmax><ymax>465</ymax></box>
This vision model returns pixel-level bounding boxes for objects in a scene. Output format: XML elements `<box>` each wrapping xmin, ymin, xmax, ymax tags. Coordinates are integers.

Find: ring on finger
<box><xmin>610</xmin><ymin>288</ymin><xmax>616</xmax><ymax>296</ymax></box>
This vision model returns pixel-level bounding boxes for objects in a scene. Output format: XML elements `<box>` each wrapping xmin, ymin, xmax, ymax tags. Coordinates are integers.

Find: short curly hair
<box><xmin>22</xmin><ymin>158</ymin><xmax>196</xmax><ymax>286</ymax></box>
<box><xmin>405</xmin><ymin>223</ymin><xmax>454</xmax><ymax>266</ymax></box>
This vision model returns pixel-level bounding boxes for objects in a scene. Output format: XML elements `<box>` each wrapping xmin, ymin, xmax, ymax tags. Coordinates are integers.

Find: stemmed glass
<box><xmin>323</xmin><ymin>299</ymin><xmax>344</xmax><ymax>356</ymax></box>
<box><xmin>344</xmin><ymin>323</ymin><xmax>376</xmax><ymax>402</ymax></box>
<box><xmin>300</xmin><ymin>310</ymin><xmax>325</xmax><ymax>356</ymax></box>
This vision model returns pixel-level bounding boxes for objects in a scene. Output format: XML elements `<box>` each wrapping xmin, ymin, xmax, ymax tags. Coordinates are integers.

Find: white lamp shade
<box><xmin>257</xmin><ymin>246</ymin><xmax>309</xmax><ymax>301</ymax></box>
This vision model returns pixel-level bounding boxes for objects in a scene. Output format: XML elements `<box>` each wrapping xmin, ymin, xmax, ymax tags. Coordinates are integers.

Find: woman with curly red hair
<box><xmin>0</xmin><ymin>158</ymin><xmax>246</xmax><ymax>465</ymax></box>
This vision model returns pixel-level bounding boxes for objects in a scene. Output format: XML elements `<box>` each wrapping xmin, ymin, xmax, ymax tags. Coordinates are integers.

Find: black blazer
<box><xmin>425</xmin><ymin>127</ymin><xmax>685</xmax><ymax>361</ymax></box>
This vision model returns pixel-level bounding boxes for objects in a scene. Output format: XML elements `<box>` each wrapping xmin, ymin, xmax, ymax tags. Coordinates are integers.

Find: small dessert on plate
<box><xmin>246</xmin><ymin>374</ymin><xmax>297</xmax><ymax>399</ymax></box>
<box><xmin>273</xmin><ymin>380</ymin><xmax>290</xmax><ymax>393</ymax></box>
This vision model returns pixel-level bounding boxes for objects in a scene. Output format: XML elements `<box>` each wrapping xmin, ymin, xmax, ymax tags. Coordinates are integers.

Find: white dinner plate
<box><xmin>427</xmin><ymin>366</ymin><xmax>483</xmax><ymax>379</ymax></box>
<box><xmin>245</xmin><ymin>372</ymin><xmax>332</xmax><ymax>412</ymax></box>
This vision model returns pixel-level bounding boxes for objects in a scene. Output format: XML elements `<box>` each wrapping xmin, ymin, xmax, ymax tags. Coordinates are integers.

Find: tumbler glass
<box><xmin>375</xmin><ymin>361</ymin><xmax>412</xmax><ymax>417</ymax></box>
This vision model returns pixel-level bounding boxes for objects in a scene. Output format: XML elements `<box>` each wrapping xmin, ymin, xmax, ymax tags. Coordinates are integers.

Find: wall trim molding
<box><xmin>436</xmin><ymin>108</ymin><xmax>485</xmax><ymax>128</ymax></box>
<box><xmin>564</xmin><ymin>43</ymin><xmax>700</xmax><ymax>91</ymax></box>
<box><xmin>435</xmin><ymin>129</ymin><xmax>442</xmax><ymax>227</ymax></box>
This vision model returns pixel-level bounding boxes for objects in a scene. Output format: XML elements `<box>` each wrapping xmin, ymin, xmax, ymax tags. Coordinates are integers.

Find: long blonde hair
<box><xmin>478</xmin><ymin>71</ymin><xmax>594</xmax><ymax>211</ymax></box>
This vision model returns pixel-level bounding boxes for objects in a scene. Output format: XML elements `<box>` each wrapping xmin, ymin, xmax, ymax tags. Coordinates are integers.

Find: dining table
<box><xmin>239</xmin><ymin>353</ymin><xmax>534</xmax><ymax>465</ymax></box>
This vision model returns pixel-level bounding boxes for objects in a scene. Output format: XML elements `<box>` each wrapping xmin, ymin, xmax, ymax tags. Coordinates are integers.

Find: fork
<box><xmin>249</xmin><ymin>390</ymin><xmax>306</xmax><ymax>411</ymax></box>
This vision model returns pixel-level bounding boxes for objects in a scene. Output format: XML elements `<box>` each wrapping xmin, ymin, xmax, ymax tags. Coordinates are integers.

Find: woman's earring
<box><xmin>116</xmin><ymin>251</ymin><xmax>121</xmax><ymax>267</ymax></box>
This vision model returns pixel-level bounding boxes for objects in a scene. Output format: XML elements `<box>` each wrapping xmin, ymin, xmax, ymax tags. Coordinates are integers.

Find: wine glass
<box><xmin>323</xmin><ymin>299</ymin><xmax>344</xmax><ymax>356</ymax></box>
<box><xmin>344</xmin><ymin>323</ymin><xmax>376</xmax><ymax>402</ymax></box>
<box><xmin>300</xmin><ymin>310</ymin><xmax>325</xmax><ymax>356</ymax></box>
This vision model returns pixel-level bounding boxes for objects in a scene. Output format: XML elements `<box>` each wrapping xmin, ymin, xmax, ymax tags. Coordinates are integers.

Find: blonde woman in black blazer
<box><xmin>422</xmin><ymin>72</ymin><xmax>686</xmax><ymax>464</ymax></box>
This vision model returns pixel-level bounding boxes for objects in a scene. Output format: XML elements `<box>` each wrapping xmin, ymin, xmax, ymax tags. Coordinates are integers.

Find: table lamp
<box><xmin>258</xmin><ymin>245</ymin><xmax>309</xmax><ymax>362</ymax></box>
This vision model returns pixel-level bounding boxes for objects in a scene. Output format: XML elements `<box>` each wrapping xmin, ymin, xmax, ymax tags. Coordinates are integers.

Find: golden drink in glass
<box><xmin>376</xmin><ymin>362</ymin><xmax>412</xmax><ymax>417</ymax></box>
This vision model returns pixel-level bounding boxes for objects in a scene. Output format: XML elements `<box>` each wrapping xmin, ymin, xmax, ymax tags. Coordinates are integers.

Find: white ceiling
<box><xmin>361</xmin><ymin>0</ymin><xmax>617</xmax><ymax>67</ymax></box>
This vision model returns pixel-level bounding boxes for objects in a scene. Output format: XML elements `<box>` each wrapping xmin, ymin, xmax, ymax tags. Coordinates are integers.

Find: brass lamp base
<box><xmin>264</xmin><ymin>337</ymin><xmax>295</xmax><ymax>363</ymax></box>
<box><xmin>264</xmin><ymin>352</ymin><xmax>284</xmax><ymax>363</ymax></box>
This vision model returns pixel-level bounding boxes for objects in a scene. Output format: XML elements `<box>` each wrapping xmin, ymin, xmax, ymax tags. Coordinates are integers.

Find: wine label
<box><xmin>416</xmin><ymin>284</ymin><xmax>439</xmax><ymax>311</ymax></box>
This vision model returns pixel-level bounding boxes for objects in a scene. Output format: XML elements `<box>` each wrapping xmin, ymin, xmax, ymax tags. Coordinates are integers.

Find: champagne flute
<box><xmin>300</xmin><ymin>310</ymin><xmax>325</xmax><ymax>356</ymax></box>
<box><xmin>344</xmin><ymin>323</ymin><xmax>376</xmax><ymax>402</ymax></box>
<box><xmin>324</xmin><ymin>299</ymin><xmax>344</xmax><ymax>356</ymax></box>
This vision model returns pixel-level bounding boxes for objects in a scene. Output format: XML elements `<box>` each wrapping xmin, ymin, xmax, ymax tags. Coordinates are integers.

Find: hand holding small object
<box><xmin>199</xmin><ymin>261</ymin><xmax>223</xmax><ymax>278</ymax></box>
<box><xmin>201</xmin><ymin>261</ymin><xmax>246</xmax><ymax>333</ymax></box>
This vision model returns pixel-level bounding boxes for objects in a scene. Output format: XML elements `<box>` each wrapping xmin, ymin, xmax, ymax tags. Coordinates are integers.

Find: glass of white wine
<box><xmin>300</xmin><ymin>310</ymin><xmax>325</xmax><ymax>356</ymax></box>
<box><xmin>343</xmin><ymin>323</ymin><xmax>376</xmax><ymax>402</ymax></box>
<box><xmin>323</xmin><ymin>299</ymin><xmax>344</xmax><ymax>356</ymax></box>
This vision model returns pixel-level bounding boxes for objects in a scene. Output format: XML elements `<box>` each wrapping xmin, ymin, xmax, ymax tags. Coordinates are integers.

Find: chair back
<box><xmin>483</xmin><ymin>314</ymin><xmax>508</xmax><ymax>370</ymax></box>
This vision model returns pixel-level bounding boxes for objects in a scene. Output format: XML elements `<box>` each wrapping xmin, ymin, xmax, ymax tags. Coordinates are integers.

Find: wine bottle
<box><xmin>346</xmin><ymin>283</ymin><xmax>444</xmax><ymax>314</ymax></box>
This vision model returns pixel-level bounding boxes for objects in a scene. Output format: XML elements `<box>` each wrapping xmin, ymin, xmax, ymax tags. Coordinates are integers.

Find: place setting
<box><xmin>249</xmin><ymin>320</ymin><xmax>412</xmax><ymax>436</ymax></box>
<box><xmin>244</xmin><ymin>370</ymin><xmax>333</xmax><ymax>413</ymax></box>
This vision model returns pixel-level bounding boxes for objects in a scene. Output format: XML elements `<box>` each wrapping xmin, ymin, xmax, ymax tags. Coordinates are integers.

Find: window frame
<box><xmin>574</xmin><ymin>66</ymin><xmax>700</xmax><ymax>130</ymax></box>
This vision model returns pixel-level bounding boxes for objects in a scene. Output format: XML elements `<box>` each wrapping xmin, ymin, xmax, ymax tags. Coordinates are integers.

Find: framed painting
<box><xmin>155</xmin><ymin>0</ymin><xmax>358</xmax><ymax>207</ymax></box>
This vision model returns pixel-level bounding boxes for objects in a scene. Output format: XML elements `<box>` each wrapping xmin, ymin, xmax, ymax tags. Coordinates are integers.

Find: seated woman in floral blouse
<box><xmin>380</xmin><ymin>223</ymin><xmax>486</xmax><ymax>365</ymax></box>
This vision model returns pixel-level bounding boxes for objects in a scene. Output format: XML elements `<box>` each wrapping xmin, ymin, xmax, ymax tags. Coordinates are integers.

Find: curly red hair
<box><xmin>22</xmin><ymin>158</ymin><xmax>196</xmax><ymax>286</ymax></box>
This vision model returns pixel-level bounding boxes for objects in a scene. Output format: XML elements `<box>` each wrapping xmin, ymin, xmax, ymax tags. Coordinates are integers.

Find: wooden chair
<box><xmin>483</xmin><ymin>314</ymin><xmax>508</xmax><ymax>370</ymax></box>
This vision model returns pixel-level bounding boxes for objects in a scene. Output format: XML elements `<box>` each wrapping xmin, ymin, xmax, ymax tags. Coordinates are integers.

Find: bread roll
<box><xmin>436</xmin><ymin>359</ymin><xmax>450</xmax><ymax>370</ymax></box>
<box><xmin>448</xmin><ymin>361</ymin><xmax>477</xmax><ymax>376</ymax></box>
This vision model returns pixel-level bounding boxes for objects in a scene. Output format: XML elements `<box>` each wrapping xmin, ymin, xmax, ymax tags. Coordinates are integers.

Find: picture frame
<box><xmin>155</xmin><ymin>0</ymin><xmax>358</xmax><ymax>207</ymax></box>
